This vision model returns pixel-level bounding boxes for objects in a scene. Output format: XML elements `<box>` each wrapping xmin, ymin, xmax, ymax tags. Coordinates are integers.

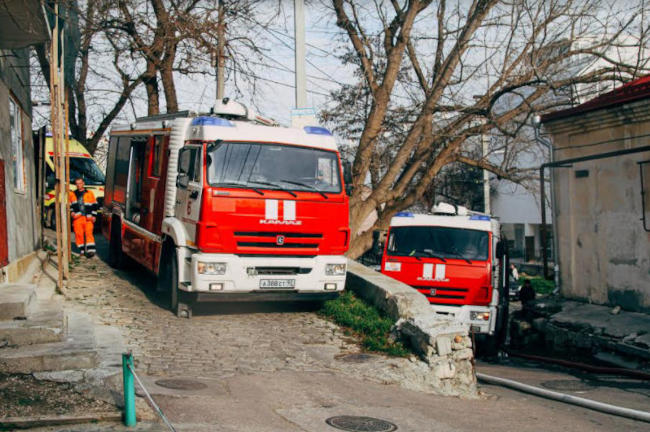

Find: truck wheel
<box><xmin>158</xmin><ymin>244</ymin><xmax>182</xmax><ymax>317</ymax></box>
<box><xmin>107</xmin><ymin>220</ymin><xmax>125</xmax><ymax>269</ymax></box>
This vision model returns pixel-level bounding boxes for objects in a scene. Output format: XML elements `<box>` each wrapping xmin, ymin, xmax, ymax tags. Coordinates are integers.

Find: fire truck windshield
<box><xmin>386</xmin><ymin>226</ymin><xmax>489</xmax><ymax>261</ymax></box>
<box><xmin>207</xmin><ymin>142</ymin><xmax>341</xmax><ymax>194</ymax></box>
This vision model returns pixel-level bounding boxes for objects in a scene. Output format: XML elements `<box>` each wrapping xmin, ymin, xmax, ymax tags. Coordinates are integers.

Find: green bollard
<box><xmin>122</xmin><ymin>353</ymin><xmax>137</xmax><ymax>426</ymax></box>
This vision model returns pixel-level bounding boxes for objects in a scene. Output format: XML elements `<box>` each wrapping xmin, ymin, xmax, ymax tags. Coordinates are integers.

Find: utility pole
<box><xmin>294</xmin><ymin>0</ymin><xmax>307</xmax><ymax>108</ymax></box>
<box><xmin>49</xmin><ymin>1</ymin><xmax>69</xmax><ymax>294</ymax></box>
<box><xmin>482</xmin><ymin>131</ymin><xmax>490</xmax><ymax>214</ymax></box>
<box><xmin>215</xmin><ymin>0</ymin><xmax>225</xmax><ymax>100</ymax></box>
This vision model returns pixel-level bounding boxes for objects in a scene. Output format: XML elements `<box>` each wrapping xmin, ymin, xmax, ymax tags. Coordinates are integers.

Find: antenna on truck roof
<box><xmin>212</xmin><ymin>98</ymin><xmax>280</xmax><ymax>127</ymax></box>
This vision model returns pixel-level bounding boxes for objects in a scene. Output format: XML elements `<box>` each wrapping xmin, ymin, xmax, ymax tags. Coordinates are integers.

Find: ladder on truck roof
<box><xmin>136</xmin><ymin>110</ymin><xmax>197</xmax><ymax>123</ymax></box>
<box><xmin>134</xmin><ymin>106</ymin><xmax>279</xmax><ymax>128</ymax></box>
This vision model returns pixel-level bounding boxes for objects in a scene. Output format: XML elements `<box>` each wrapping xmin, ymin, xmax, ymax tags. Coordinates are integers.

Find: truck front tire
<box><xmin>159</xmin><ymin>243</ymin><xmax>187</xmax><ymax>317</ymax></box>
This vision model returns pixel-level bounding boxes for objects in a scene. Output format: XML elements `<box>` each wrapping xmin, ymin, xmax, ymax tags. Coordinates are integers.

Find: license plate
<box><xmin>259</xmin><ymin>279</ymin><xmax>296</xmax><ymax>289</ymax></box>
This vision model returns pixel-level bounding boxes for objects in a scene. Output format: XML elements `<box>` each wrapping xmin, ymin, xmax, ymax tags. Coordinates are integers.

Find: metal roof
<box><xmin>541</xmin><ymin>75</ymin><xmax>650</xmax><ymax>123</ymax></box>
<box><xmin>0</xmin><ymin>0</ymin><xmax>49</xmax><ymax>49</ymax></box>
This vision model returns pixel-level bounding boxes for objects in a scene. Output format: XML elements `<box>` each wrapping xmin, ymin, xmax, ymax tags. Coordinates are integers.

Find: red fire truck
<box><xmin>380</xmin><ymin>203</ymin><xmax>508</xmax><ymax>343</ymax></box>
<box><xmin>102</xmin><ymin>100</ymin><xmax>350</xmax><ymax>317</ymax></box>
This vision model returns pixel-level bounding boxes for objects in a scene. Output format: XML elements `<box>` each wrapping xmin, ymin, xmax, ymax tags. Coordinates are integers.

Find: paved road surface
<box><xmin>58</xmin><ymin>235</ymin><xmax>649</xmax><ymax>431</ymax></box>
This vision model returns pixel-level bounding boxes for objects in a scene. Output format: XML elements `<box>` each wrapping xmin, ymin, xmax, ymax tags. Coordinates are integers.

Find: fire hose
<box><xmin>476</xmin><ymin>372</ymin><xmax>650</xmax><ymax>423</ymax></box>
<box><xmin>506</xmin><ymin>350</ymin><xmax>650</xmax><ymax>381</ymax></box>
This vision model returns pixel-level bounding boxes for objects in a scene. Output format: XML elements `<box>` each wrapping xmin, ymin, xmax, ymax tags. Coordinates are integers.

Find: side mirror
<box><xmin>496</xmin><ymin>240</ymin><xmax>507</xmax><ymax>258</ymax></box>
<box><xmin>342</xmin><ymin>160</ymin><xmax>353</xmax><ymax>195</ymax></box>
<box><xmin>176</xmin><ymin>173</ymin><xmax>189</xmax><ymax>189</ymax></box>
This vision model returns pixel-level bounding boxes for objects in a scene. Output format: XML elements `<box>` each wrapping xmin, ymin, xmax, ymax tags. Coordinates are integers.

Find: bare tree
<box><xmin>34</xmin><ymin>0</ymin><xmax>146</xmax><ymax>154</ymax></box>
<box><xmin>107</xmin><ymin>0</ymin><xmax>278</xmax><ymax>115</ymax></box>
<box><xmin>322</xmin><ymin>0</ymin><xmax>650</xmax><ymax>258</ymax></box>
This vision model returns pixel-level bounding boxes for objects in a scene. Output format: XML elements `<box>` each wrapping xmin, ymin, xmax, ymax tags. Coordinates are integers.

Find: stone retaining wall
<box><xmin>346</xmin><ymin>260</ymin><xmax>477</xmax><ymax>397</ymax></box>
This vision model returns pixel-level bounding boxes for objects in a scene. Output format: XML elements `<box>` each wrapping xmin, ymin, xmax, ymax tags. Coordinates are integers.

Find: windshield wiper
<box><xmin>249</xmin><ymin>180</ymin><xmax>298</xmax><ymax>197</ymax></box>
<box><xmin>448</xmin><ymin>246</ymin><xmax>472</xmax><ymax>264</ymax></box>
<box><xmin>408</xmin><ymin>249</ymin><xmax>447</xmax><ymax>262</ymax></box>
<box><xmin>280</xmin><ymin>179</ymin><xmax>329</xmax><ymax>199</ymax></box>
<box><xmin>215</xmin><ymin>182</ymin><xmax>265</xmax><ymax>196</ymax></box>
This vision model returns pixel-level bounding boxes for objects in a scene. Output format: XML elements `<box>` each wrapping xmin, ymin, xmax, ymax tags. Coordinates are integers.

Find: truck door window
<box><xmin>126</xmin><ymin>137</ymin><xmax>147</xmax><ymax>223</ymax></box>
<box><xmin>178</xmin><ymin>147</ymin><xmax>201</xmax><ymax>182</ymax></box>
<box><xmin>113</xmin><ymin>137</ymin><xmax>132</xmax><ymax>204</ymax></box>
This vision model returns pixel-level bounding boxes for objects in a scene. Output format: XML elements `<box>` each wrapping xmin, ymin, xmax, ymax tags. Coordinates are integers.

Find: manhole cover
<box><xmin>541</xmin><ymin>379</ymin><xmax>593</xmax><ymax>392</ymax></box>
<box><xmin>155</xmin><ymin>378</ymin><xmax>207</xmax><ymax>391</ymax></box>
<box><xmin>338</xmin><ymin>353</ymin><xmax>375</xmax><ymax>363</ymax></box>
<box><xmin>325</xmin><ymin>416</ymin><xmax>397</xmax><ymax>432</ymax></box>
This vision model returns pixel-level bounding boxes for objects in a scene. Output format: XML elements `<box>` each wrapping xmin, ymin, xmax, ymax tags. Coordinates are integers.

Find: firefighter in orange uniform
<box><xmin>69</xmin><ymin>178</ymin><xmax>98</xmax><ymax>257</ymax></box>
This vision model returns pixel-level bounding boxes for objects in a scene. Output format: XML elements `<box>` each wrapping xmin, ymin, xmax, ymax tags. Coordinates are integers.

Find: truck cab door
<box><xmin>175</xmin><ymin>145</ymin><xmax>203</xmax><ymax>247</ymax></box>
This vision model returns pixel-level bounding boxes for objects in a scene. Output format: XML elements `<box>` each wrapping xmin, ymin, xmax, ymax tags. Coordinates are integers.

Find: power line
<box><xmin>226</xmin><ymin>65</ymin><xmax>331</xmax><ymax>97</ymax></box>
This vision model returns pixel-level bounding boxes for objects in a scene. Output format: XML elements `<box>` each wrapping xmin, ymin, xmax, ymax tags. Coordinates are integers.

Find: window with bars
<box><xmin>9</xmin><ymin>97</ymin><xmax>25</xmax><ymax>193</ymax></box>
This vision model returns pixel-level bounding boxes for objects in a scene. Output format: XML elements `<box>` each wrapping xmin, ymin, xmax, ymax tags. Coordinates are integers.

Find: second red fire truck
<box><xmin>380</xmin><ymin>203</ymin><xmax>509</xmax><ymax>346</ymax></box>
<box><xmin>102</xmin><ymin>100</ymin><xmax>350</xmax><ymax>317</ymax></box>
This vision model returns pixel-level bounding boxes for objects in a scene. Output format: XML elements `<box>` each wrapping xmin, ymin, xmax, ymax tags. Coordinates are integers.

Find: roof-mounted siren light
<box><xmin>213</xmin><ymin>98</ymin><xmax>256</xmax><ymax>121</ymax></box>
<box><xmin>432</xmin><ymin>202</ymin><xmax>468</xmax><ymax>216</ymax></box>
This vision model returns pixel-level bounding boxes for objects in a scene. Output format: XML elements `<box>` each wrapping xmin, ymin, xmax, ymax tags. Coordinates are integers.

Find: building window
<box><xmin>9</xmin><ymin>97</ymin><xmax>25</xmax><ymax>193</ymax></box>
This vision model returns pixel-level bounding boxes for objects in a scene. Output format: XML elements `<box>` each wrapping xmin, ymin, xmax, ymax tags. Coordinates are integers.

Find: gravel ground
<box><xmin>0</xmin><ymin>373</ymin><xmax>114</xmax><ymax>419</ymax></box>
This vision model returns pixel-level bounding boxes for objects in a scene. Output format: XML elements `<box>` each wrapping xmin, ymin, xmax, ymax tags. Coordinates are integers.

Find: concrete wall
<box><xmin>0</xmin><ymin>48</ymin><xmax>41</xmax><ymax>280</ymax></box>
<box><xmin>544</xmin><ymin>98</ymin><xmax>650</xmax><ymax>312</ymax></box>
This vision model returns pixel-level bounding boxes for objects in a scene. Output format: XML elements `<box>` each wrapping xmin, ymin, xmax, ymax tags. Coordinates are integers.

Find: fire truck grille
<box><xmin>253</xmin><ymin>266</ymin><xmax>312</xmax><ymax>275</ymax></box>
<box><xmin>234</xmin><ymin>232</ymin><xmax>323</xmax><ymax>250</ymax></box>
<box><xmin>234</xmin><ymin>231</ymin><xmax>323</xmax><ymax>238</ymax></box>
<box><xmin>237</xmin><ymin>241</ymin><xmax>318</xmax><ymax>249</ymax></box>
<box><xmin>414</xmin><ymin>286</ymin><xmax>469</xmax><ymax>301</ymax></box>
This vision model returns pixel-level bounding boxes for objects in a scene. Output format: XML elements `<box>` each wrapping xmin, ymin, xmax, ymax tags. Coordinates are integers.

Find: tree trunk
<box><xmin>160</xmin><ymin>58</ymin><xmax>178</xmax><ymax>113</ymax></box>
<box><xmin>144</xmin><ymin>60</ymin><xmax>160</xmax><ymax>116</ymax></box>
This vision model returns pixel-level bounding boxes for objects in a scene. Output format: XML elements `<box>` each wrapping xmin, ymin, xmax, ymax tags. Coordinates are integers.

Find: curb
<box><xmin>0</xmin><ymin>412</ymin><xmax>122</xmax><ymax>429</ymax></box>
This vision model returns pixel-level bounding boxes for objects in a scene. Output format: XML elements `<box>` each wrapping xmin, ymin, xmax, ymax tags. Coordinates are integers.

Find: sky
<box><xmin>31</xmin><ymin>2</ymin><xmax>356</xmax><ymax>132</ymax></box>
<box><xmin>164</xmin><ymin>3</ymin><xmax>354</xmax><ymax>127</ymax></box>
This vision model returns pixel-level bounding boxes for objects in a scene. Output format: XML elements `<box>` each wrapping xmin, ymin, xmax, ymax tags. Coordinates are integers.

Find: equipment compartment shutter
<box><xmin>0</xmin><ymin>160</ymin><xmax>9</xmax><ymax>267</ymax></box>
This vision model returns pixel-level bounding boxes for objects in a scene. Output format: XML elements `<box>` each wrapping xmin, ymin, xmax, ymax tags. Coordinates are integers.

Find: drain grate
<box><xmin>540</xmin><ymin>379</ymin><xmax>593</xmax><ymax>392</ymax></box>
<box><xmin>325</xmin><ymin>415</ymin><xmax>398</xmax><ymax>432</ymax></box>
<box><xmin>155</xmin><ymin>378</ymin><xmax>208</xmax><ymax>391</ymax></box>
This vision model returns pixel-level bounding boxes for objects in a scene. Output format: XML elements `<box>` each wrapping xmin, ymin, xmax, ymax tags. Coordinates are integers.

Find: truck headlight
<box><xmin>197</xmin><ymin>262</ymin><xmax>227</xmax><ymax>275</ymax></box>
<box><xmin>470</xmin><ymin>311</ymin><xmax>490</xmax><ymax>321</ymax></box>
<box><xmin>325</xmin><ymin>263</ymin><xmax>346</xmax><ymax>276</ymax></box>
<box><xmin>384</xmin><ymin>261</ymin><xmax>401</xmax><ymax>272</ymax></box>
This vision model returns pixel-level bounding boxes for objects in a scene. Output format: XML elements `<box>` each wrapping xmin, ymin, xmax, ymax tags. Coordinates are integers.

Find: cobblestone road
<box><xmin>64</xmin><ymin>239</ymin><xmax>426</xmax><ymax>389</ymax></box>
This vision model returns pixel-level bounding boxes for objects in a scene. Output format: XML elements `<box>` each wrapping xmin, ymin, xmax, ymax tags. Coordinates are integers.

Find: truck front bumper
<box><xmin>185</xmin><ymin>253</ymin><xmax>347</xmax><ymax>300</ymax></box>
<box><xmin>430</xmin><ymin>304</ymin><xmax>497</xmax><ymax>335</ymax></box>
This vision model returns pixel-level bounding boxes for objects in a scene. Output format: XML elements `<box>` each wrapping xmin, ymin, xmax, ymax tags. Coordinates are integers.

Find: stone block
<box><xmin>433</xmin><ymin>361</ymin><xmax>456</xmax><ymax>379</ymax></box>
<box><xmin>452</xmin><ymin>348</ymin><xmax>473</xmax><ymax>361</ymax></box>
<box><xmin>436</xmin><ymin>336</ymin><xmax>452</xmax><ymax>356</ymax></box>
